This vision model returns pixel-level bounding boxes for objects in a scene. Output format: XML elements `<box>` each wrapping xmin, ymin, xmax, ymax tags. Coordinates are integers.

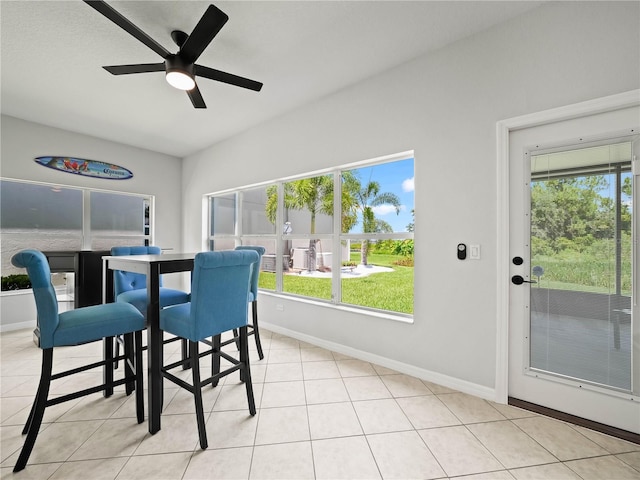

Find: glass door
<box><xmin>507</xmin><ymin>104</ymin><xmax>640</xmax><ymax>435</ymax></box>
<box><xmin>528</xmin><ymin>142</ymin><xmax>633</xmax><ymax>392</ymax></box>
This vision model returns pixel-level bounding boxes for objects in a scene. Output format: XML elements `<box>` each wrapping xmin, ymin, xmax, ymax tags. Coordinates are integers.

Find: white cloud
<box><xmin>402</xmin><ymin>177</ymin><xmax>414</xmax><ymax>192</ymax></box>
<box><xmin>373</xmin><ymin>204</ymin><xmax>406</xmax><ymax>215</ymax></box>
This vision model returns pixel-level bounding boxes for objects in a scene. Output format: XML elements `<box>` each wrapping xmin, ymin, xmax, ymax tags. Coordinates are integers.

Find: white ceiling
<box><xmin>1</xmin><ymin>1</ymin><xmax>544</xmax><ymax>158</ymax></box>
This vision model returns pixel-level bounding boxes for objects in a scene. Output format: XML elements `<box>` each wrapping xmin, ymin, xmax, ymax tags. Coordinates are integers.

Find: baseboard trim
<box><xmin>508</xmin><ymin>397</ymin><xmax>640</xmax><ymax>445</ymax></box>
<box><xmin>0</xmin><ymin>321</ymin><xmax>35</xmax><ymax>334</ymax></box>
<box><xmin>261</xmin><ymin>321</ymin><xmax>496</xmax><ymax>402</ymax></box>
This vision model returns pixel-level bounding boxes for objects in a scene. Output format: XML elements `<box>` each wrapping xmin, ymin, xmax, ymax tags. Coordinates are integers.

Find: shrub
<box><xmin>392</xmin><ymin>239</ymin><xmax>414</xmax><ymax>257</ymax></box>
<box><xmin>393</xmin><ymin>256</ymin><xmax>414</xmax><ymax>267</ymax></box>
<box><xmin>1</xmin><ymin>274</ymin><xmax>32</xmax><ymax>291</ymax></box>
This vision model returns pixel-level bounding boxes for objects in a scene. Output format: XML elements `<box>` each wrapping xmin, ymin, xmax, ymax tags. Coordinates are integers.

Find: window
<box><xmin>1</xmin><ymin>179</ymin><xmax>152</xmax><ymax>276</ymax></box>
<box><xmin>339</xmin><ymin>159</ymin><xmax>415</xmax><ymax>313</ymax></box>
<box><xmin>1</xmin><ymin>181</ymin><xmax>83</xmax><ymax>277</ymax></box>
<box><xmin>207</xmin><ymin>152</ymin><xmax>414</xmax><ymax>317</ymax></box>
<box><xmin>90</xmin><ymin>191</ymin><xmax>150</xmax><ymax>250</ymax></box>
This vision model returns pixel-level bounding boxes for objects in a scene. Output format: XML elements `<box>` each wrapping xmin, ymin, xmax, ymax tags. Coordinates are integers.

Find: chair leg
<box><xmin>123</xmin><ymin>333</ymin><xmax>135</xmax><ymax>395</ymax></box>
<box><xmin>181</xmin><ymin>339</ymin><xmax>190</xmax><ymax>370</ymax></box>
<box><xmin>103</xmin><ymin>337</ymin><xmax>114</xmax><ymax>398</ymax></box>
<box><xmin>134</xmin><ymin>330</ymin><xmax>145</xmax><ymax>424</ymax></box>
<box><xmin>251</xmin><ymin>301</ymin><xmax>264</xmax><ymax>360</ymax></box>
<box><xmin>14</xmin><ymin>349</ymin><xmax>53</xmax><ymax>473</ymax></box>
<box><xmin>239</xmin><ymin>327</ymin><xmax>256</xmax><ymax>416</ymax></box>
<box><xmin>190</xmin><ymin>341</ymin><xmax>208</xmax><ymax>449</ymax></box>
<box><xmin>232</xmin><ymin>329</ymin><xmax>241</xmax><ymax>350</ymax></box>
<box><xmin>233</xmin><ymin>328</ymin><xmax>245</xmax><ymax>382</ymax></box>
<box><xmin>20</xmin><ymin>398</ymin><xmax>37</xmax><ymax>436</ymax></box>
<box><xmin>211</xmin><ymin>335</ymin><xmax>221</xmax><ymax>387</ymax></box>
<box><xmin>113</xmin><ymin>334</ymin><xmax>122</xmax><ymax>370</ymax></box>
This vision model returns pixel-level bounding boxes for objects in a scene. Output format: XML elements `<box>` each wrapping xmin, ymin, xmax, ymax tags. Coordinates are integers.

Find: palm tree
<box><xmin>354</xmin><ymin>181</ymin><xmax>401</xmax><ymax>265</ymax></box>
<box><xmin>340</xmin><ymin>171</ymin><xmax>360</xmax><ymax>234</ymax></box>
<box><xmin>265</xmin><ymin>173</ymin><xmax>399</xmax><ymax>269</ymax></box>
<box><xmin>266</xmin><ymin>175</ymin><xmax>334</xmax><ymax>271</ymax></box>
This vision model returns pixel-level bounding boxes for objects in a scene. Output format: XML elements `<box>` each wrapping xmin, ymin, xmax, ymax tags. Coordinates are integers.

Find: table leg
<box><xmin>103</xmin><ymin>258</ymin><xmax>113</xmax><ymax>398</ymax></box>
<box><xmin>147</xmin><ymin>263</ymin><xmax>162</xmax><ymax>434</ymax></box>
<box><xmin>103</xmin><ymin>337</ymin><xmax>113</xmax><ymax>397</ymax></box>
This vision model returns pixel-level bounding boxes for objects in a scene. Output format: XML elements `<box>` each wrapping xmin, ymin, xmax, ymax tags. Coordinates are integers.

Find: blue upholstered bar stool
<box><xmin>160</xmin><ymin>250</ymin><xmax>258</xmax><ymax>449</ymax></box>
<box><xmin>111</xmin><ymin>246</ymin><xmax>191</xmax><ymax>362</ymax></box>
<box><xmin>11</xmin><ymin>250</ymin><xmax>145</xmax><ymax>473</ymax></box>
<box><xmin>234</xmin><ymin>245</ymin><xmax>266</xmax><ymax>359</ymax></box>
<box><xmin>111</xmin><ymin>246</ymin><xmax>190</xmax><ymax>312</ymax></box>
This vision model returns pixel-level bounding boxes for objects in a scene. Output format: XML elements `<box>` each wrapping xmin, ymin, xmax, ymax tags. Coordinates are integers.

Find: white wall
<box><xmin>182</xmin><ymin>2</ymin><xmax>640</xmax><ymax>397</ymax></box>
<box><xmin>1</xmin><ymin>115</ymin><xmax>183</xmax><ymax>251</ymax></box>
<box><xmin>0</xmin><ymin>115</ymin><xmax>184</xmax><ymax>329</ymax></box>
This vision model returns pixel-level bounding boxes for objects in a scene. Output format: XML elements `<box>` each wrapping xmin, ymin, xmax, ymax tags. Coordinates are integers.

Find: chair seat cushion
<box><xmin>54</xmin><ymin>303</ymin><xmax>145</xmax><ymax>347</ymax></box>
<box><xmin>116</xmin><ymin>288</ymin><xmax>190</xmax><ymax>316</ymax></box>
<box><xmin>159</xmin><ymin>303</ymin><xmax>194</xmax><ymax>341</ymax></box>
<box><xmin>160</xmin><ymin>301</ymin><xmax>248</xmax><ymax>342</ymax></box>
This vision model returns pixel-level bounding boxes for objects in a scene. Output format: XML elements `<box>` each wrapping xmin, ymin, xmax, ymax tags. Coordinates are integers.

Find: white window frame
<box><xmin>0</xmin><ymin>177</ymin><xmax>153</xmax><ymax>253</ymax></box>
<box><xmin>206</xmin><ymin>151</ymin><xmax>414</xmax><ymax>318</ymax></box>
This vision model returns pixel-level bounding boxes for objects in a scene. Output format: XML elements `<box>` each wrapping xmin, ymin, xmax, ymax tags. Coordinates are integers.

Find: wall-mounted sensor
<box><xmin>457</xmin><ymin>243</ymin><xmax>467</xmax><ymax>260</ymax></box>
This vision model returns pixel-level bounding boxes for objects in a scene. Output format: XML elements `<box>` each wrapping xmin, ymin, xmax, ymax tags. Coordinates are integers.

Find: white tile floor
<box><xmin>1</xmin><ymin>327</ymin><xmax>639</xmax><ymax>479</ymax></box>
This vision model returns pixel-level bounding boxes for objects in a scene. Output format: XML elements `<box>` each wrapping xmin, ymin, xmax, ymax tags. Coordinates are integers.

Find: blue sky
<box><xmin>350</xmin><ymin>158</ymin><xmax>414</xmax><ymax>233</ymax></box>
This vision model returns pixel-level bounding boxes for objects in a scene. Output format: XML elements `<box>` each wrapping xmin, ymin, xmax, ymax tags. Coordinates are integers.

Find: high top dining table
<box><xmin>103</xmin><ymin>252</ymin><xmax>195</xmax><ymax>434</ymax></box>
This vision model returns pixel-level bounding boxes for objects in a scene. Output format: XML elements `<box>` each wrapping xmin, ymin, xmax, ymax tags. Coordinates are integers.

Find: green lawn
<box><xmin>531</xmin><ymin>252</ymin><xmax>632</xmax><ymax>296</ymax></box>
<box><xmin>258</xmin><ymin>252</ymin><xmax>414</xmax><ymax>314</ymax></box>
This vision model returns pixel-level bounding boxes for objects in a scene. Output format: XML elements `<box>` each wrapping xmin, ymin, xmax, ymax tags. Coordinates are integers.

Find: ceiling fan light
<box><xmin>166</xmin><ymin>70</ymin><xmax>195</xmax><ymax>91</ymax></box>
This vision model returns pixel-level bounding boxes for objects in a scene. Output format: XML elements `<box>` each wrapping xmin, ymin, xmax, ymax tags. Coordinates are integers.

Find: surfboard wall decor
<box><xmin>34</xmin><ymin>156</ymin><xmax>133</xmax><ymax>180</ymax></box>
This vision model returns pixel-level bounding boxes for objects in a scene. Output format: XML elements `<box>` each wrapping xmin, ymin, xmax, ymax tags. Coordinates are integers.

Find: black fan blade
<box><xmin>180</xmin><ymin>5</ymin><xmax>229</xmax><ymax>64</ymax></box>
<box><xmin>195</xmin><ymin>65</ymin><xmax>263</xmax><ymax>91</ymax></box>
<box><xmin>104</xmin><ymin>63</ymin><xmax>165</xmax><ymax>75</ymax></box>
<box><xmin>187</xmin><ymin>84</ymin><xmax>207</xmax><ymax>108</ymax></box>
<box><xmin>84</xmin><ymin>0</ymin><xmax>170</xmax><ymax>59</ymax></box>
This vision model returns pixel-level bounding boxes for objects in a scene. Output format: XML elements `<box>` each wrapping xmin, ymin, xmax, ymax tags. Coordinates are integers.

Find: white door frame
<box><xmin>495</xmin><ymin>89</ymin><xmax>640</xmax><ymax>403</ymax></box>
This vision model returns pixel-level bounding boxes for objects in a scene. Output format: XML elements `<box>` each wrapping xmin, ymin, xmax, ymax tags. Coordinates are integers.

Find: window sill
<box><xmin>260</xmin><ymin>290</ymin><xmax>414</xmax><ymax>324</ymax></box>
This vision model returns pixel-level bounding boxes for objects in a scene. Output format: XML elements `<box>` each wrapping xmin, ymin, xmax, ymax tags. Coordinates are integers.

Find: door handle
<box><xmin>511</xmin><ymin>275</ymin><xmax>537</xmax><ymax>285</ymax></box>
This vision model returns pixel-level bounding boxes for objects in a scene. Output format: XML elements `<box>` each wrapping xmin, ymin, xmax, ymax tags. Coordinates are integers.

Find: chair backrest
<box><xmin>11</xmin><ymin>250</ymin><xmax>58</xmax><ymax>349</ymax></box>
<box><xmin>110</xmin><ymin>246</ymin><xmax>163</xmax><ymax>296</ymax></box>
<box><xmin>234</xmin><ymin>245</ymin><xmax>265</xmax><ymax>299</ymax></box>
<box><xmin>189</xmin><ymin>250</ymin><xmax>258</xmax><ymax>340</ymax></box>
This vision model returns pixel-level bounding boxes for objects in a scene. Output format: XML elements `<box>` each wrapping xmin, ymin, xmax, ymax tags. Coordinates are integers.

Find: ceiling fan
<box><xmin>84</xmin><ymin>0</ymin><xmax>263</xmax><ymax>108</ymax></box>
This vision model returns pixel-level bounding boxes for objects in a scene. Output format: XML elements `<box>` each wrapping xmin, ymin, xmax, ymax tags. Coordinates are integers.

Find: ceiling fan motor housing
<box><xmin>166</xmin><ymin>55</ymin><xmax>194</xmax><ymax>77</ymax></box>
